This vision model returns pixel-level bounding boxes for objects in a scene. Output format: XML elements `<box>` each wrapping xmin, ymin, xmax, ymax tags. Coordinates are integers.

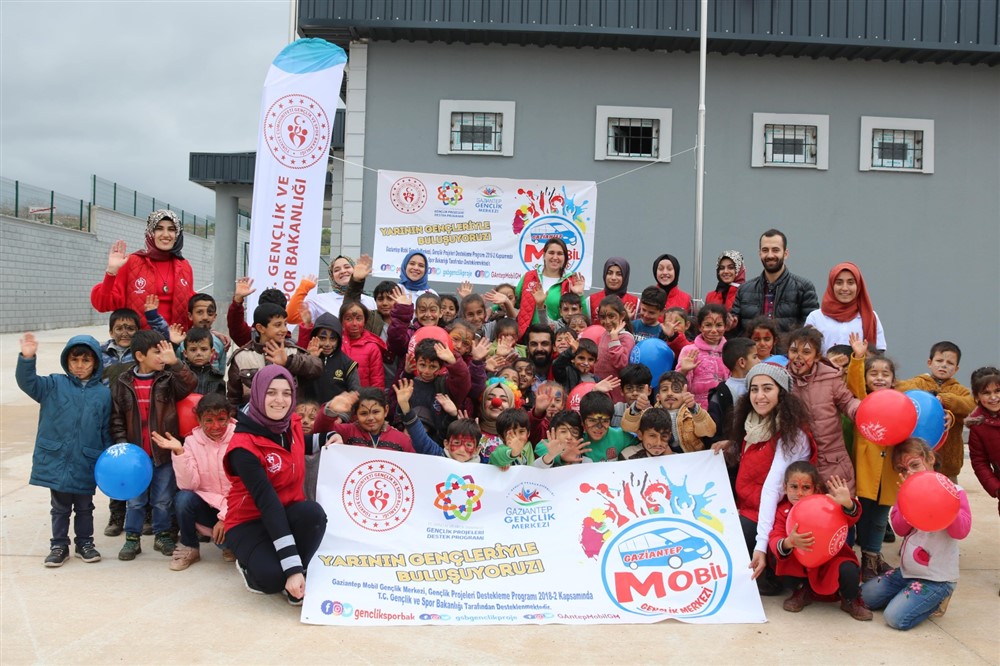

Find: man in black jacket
<box><xmin>731</xmin><ymin>229</ymin><xmax>819</xmax><ymax>333</ymax></box>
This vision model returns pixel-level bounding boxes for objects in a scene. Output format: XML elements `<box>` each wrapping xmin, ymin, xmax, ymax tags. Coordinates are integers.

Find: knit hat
<box><xmin>745</xmin><ymin>362</ymin><xmax>792</xmax><ymax>393</ymax></box>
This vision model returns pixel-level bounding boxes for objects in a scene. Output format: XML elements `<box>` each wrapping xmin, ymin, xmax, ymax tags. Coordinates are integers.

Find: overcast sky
<box><xmin>1</xmin><ymin>0</ymin><xmax>290</xmax><ymax>217</ymax></box>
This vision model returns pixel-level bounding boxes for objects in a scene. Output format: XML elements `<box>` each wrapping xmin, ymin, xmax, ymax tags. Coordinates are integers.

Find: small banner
<box><xmin>373</xmin><ymin>170</ymin><xmax>597</xmax><ymax>286</ymax></box>
<box><xmin>246</xmin><ymin>39</ymin><xmax>346</xmax><ymax>316</ymax></box>
<box><xmin>302</xmin><ymin>447</ymin><xmax>765</xmax><ymax>626</ymax></box>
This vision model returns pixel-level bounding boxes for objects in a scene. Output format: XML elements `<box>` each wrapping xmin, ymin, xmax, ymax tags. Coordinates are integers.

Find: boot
<box><xmin>861</xmin><ymin>551</ymin><xmax>880</xmax><ymax>582</ymax></box>
<box><xmin>104</xmin><ymin>510</ymin><xmax>125</xmax><ymax>537</ymax></box>
<box><xmin>782</xmin><ymin>585</ymin><xmax>813</xmax><ymax>612</ymax></box>
<box><xmin>841</xmin><ymin>596</ymin><xmax>873</xmax><ymax>621</ymax></box>
<box><xmin>883</xmin><ymin>524</ymin><xmax>896</xmax><ymax>543</ymax></box>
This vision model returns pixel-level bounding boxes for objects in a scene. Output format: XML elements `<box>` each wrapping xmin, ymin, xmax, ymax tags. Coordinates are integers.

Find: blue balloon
<box><xmin>763</xmin><ymin>355</ymin><xmax>789</xmax><ymax>367</ymax></box>
<box><xmin>95</xmin><ymin>443</ymin><xmax>153</xmax><ymax>500</ymax></box>
<box><xmin>629</xmin><ymin>338</ymin><xmax>675</xmax><ymax>383</ymax></box>
<box><xmin>905</xmin><ymin>390</ymin><xmax>946</xmax><ymax>448</ymax></box>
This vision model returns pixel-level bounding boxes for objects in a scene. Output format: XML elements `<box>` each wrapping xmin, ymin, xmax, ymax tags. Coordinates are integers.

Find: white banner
<box><xmin>302</xmin><ymin>448</ymin><xmax>765</xmax><ymax>626</ymax></box>
<box><xmin>246</xmin><ymin>39</ymin><xmax>346</xmax><ymax>315</ymax></box>
<box><xmin>373</xmin><ymin>170</ymin><xmax>597</xmax><ymax>286</ymax></box>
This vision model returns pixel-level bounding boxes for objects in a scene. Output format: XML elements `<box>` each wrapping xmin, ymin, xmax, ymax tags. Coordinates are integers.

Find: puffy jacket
<box><xmin>16</xmin><ymin>336</ymin><xmax>112</xmax><ymax>494</ymax></box>
<box><xmin>341</xmin><ymin>329</ymin><xmax>387</xmax><ymax>389</ymax></box>
<box><xmin>174</xmin><ymin>422</ymin><xmax>235</xmax><ymax>519</ymax></box>
<box><xmin>90</xmin><ymin>254</ymin><xmax>195</xmax><ymax>331</ymax></box>
<box><xmin>111</xmin><ymin>362</ymin><xmax>197</xmax><ymax>466</ymax></box>
<box><xmin>968</xmin><ymin>407</ymin><xmax>1000</xmax><ymax>500</ymax></box>
<box><xmin>731</xmin><ymin>269</ymin><xmax>819</xmax><ymax>333</ymax></box>
<box><xmin>680</xmin><ymin>335</ymin><xmax>729</xmax><ymax>409</ymax></box>
<box><xmin>297</xmin><ymin>314</ymin><xmax>361</xmax><ymax>401</ymax></box>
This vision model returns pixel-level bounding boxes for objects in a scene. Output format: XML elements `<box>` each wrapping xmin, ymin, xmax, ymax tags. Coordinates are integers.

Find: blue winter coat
<box><xmin>16</xmin><ymin>335</ymin><xmax>113</xmax><ymax>494</ymax></box>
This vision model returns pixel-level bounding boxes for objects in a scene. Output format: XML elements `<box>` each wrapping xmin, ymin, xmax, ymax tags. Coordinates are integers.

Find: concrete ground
<box><xmin>1</xmin><ymin>326</ymin><xmax>997</xmax><ymax>665</ymax></box>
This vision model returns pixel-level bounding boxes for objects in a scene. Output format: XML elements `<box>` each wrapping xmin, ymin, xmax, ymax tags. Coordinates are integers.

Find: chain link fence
<box><xmin>0</xmin><ymin>177</ymin><xmax>90</xmax><ymax>231</ymax></box>
<box><xmin>91</xmin><ymin>175</ymin><xmax>217</xmax><ymax>237</ymax></box>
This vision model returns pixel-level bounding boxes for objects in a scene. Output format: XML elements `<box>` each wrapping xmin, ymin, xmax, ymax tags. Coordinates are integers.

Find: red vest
<box><xmin>223</xmin><ymin>417</ymin><xmax>305</xmax><ymax>531</ymax></box>
<box><xmin>735</xmin><ymin>435</ymin><xmax>778</xmax><ymax>523</ymax></box>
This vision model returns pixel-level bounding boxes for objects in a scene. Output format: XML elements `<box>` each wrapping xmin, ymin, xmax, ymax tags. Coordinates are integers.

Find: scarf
<box><xmin>399</xmin><ymin>250</ymin><xmax>430</xmax><ymax>292</ymax></box>
<box><xmin>820</xmin><ymin>262</ymin><xmax>878</xmax><ymax>344</ymax></box>
<box><xmin>246</xmin><ymin>365</ymin><xmax>296</xmax><ymax>434</ymax></box>
<box><xmin>744</xmin><ymin>411</ymin><xmax>775</xmax><ymax>445</ymax></box>
<box><xmin>712</xmin><ymin>250</ymin><xmax>745</xmax><ymax>300</ymax></box>
<box><xmin>328</xmin><ymin>255</ymin><xmax>355</xmax><ymax>296</ymax></box>
<box><xmin>602</xmin><ymin>257</ymin><xmax>630</xmax><ymax>298</ymax></box>
<box><xmin>478</xmin><ymin>380</ymin><xmax>517</xmax><ymax>436</ymax></box>
<box><xmin>134</xmin><ymin>209</ymin><xmax>184</xmax><ymax>261</ymax></box>
<box><xmin>652</xmin><ymin>253</ymin><xmax>680</xmax><ymax>298</ymax></box>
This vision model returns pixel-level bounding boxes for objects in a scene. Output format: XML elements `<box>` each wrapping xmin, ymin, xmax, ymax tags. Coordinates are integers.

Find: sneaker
<box><xmin>284</xmin><ymin>590</ymin><xmax>304</xmax><ymax>606</ymax></box>
<box><xmin>221</xmin><ymin>548</ymin><xmax>237</xmax><ymax>563</ymax></box>
<box><xmin>153</xmin><ymin>532</ymin><xmax>176</xmax><ymax>556</ymax></box>
<box><xmin>104</xmin><ymin>511</ymin><xmax>125</xmax><ymax>537</ymax></box>
<box><xmin>841</xmin><ymin>596</ymin><xmax>873</xmax><ymax>621</ymax></box>
<box><xmin>74</xmin><ymin>542</ymin><xmax>102</xmax><ymax>563</ymax></box>
<box><xmin>235</xmin><ymin>560</ymin><xmax>264</xmax><ymax>594</ymax></box>
<box><xmin>883</xmin><ymin>524</ymin><xmax>896</xmax><ymax>543</ymax></box>
<box><xmin>169</xmin><ymin>544</ymin><xmax>201</xmax><ymax>571</ymax></box>
<box><xmin>118</xmin><ymin>534</ymin><xmax>141</xmax><ymax>561</ymax></box>
<box><xmin>782</xmin><ymin>585</ymin><xmax>813</xmax><ymax>612</ymax></box>
<box><xmin>44</xmin><ymin>546</ymin><xmax>70</xmax><ymax>568</ymax></box>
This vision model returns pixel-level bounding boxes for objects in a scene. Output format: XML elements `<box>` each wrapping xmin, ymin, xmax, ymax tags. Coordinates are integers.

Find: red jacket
<box><xmin>224</xmin><ymin>415</ymin><xmax>305</xmax><ymax>531</ymax></box>
<box><xmin>342</xmin><ymin>330</ymin><xmax>388</xmax><ymax>389</ymax></box>
<box><xmin>91</xmin><ymin>254</ymin><xmax>194</xmax><ymax>331</ymax></box>
<box><xmin>969</xmin><ymin>406</ymin><xmax>1000</xmax><ymax>501</ymax></box>
<box><xmin>768</xmin><ymin>497</ymin><xmax>861</xmax><ymax>596</ymax></box>
<box><xmin>589</xmin><ymin>291</ymin><xmax>638</xmax><ymax>325</ymax></box>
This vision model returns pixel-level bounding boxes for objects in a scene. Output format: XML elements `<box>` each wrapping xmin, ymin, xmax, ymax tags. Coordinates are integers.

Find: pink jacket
<box><xmin>680</xmin><ymin>335</ymin><xmax>729</xmax><ymax>410</ymax></box>
<box><xmin>342</xmin><ymin>330</ymin><xmax>387</xmax><ymax>389</ymax></box>
<box><xmin>173</xmin><ymin>422</ymin><xmax>235</xmax><ymax>520</ymax></box>
<box><xmin>595</xmin><ymin>330</ymin><xmax>635</xmax><ymax>403</ymax></box>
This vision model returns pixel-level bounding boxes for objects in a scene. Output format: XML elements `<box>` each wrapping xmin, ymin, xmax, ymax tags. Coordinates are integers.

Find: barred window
<box><xmin>764</xmin><ymin>124</ymin><xmax>817</xmax><ymax>165</ymax></box>
<box><xmin>752</xmin><ymin>113</ymin><xmax>829</xmax><ymax>170</ymax></box>
<box><xmin>450</xmin><ymin>112</ymin><xmax>502</xmax><ymax>153</ymax></box>
<box><xmin>871</xmin><ymin>128</ymin><xmax>924</xmax><ymax>170</ymax></box>
<box><xmin>595</xmin><ymin>106</ymin><xmax>672</xmax><ymax>162</ymax></box>
<box><xmin>607</xmin><ymin>118</ymin><xmax>659</xmax><ymax>159</ymax></box>
<box><xmin>438</xmin><ymin>101</ymin><xmax>515</xmax><ymax>157</ymax></box>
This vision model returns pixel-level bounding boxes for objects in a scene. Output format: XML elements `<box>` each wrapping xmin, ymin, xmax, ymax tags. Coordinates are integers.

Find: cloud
<box><xmin>0</xmin><ymin>0</ymin><xmax>289</xmax><ymax>215</ymax></box>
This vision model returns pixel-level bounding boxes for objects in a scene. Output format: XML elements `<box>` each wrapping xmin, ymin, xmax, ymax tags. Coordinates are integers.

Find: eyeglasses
<box><xmin>585</xmin><ymin>416</ymin><xmax>611</xmax><ymax>427</ymax></box>
<box><xmin>112</xmin><ymin>324</ymin><xmax>138</xmax><ymax>334</ymax></box>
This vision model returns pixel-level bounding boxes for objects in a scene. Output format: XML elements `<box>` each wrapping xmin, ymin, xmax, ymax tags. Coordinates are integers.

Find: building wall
<box><xmin>357</xmin><ymin>40</ymin><xmax>1000</xmax><ymax>375</ymax></box>
<box><xmin>0</xmin><ymin>207</ymin><xmax>249</xmax><ymax>333</ymax></box>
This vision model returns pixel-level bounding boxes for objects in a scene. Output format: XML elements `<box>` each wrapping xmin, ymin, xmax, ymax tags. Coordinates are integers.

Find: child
<box><xmin>313</xmin><ymin>388</ymin><xmax>415</xmax><ymax>452</ymax></box>
<box><xmin>489</xmin><ymin>408</ymin><xmax>535</xmax><ymax>468</ymax></box>
<box><xmin>786</xmin><ymin>326</ymin><xmax>860</xmax><ymax>493</ymax></box>
<box><xmin>620</xmin><ymin>408</ymin><xmax>674</xmax><ymax>460</ymax></box>
<box><xmin>182</xmin><ymin>326</ymin><xmax>226</xmax><ymax>396</ymax></box>
<box><xmin>110</xmin><ymin>330</ymin><xmax>197</xmax><ymax>561</ymax></box>
<box><xmin>566</xmin><ymin>313</ymin><xmax>588</xmax><ymax>335</ymax></box>
<box><xmin>594</xmin><ymin>296</ymin><xmax>635</xmax><ymax>403</ymax></box>
<box><xmin>707</xmin><ymin>337</ymin><xmax>758</xmax><ymax>443</ymax></box>
<box><xmin>460</xmin><ymin>293</ymin><xmax>494</xmax><ymax>340</ymax></box>
<box><xmin>513</xmin><ymin>357</ymin><xmax>536</xmax><ymax>408</ymax></box>
<box><xmin>101</xmin><ymin>302</ymin><xmax>169</xmax><ymax>374</ymax></box>
<box><xmin>631</xmin><ymin>286</ymin><xmax>667</xmax><ymax>342</ymax></box>
<box><xmin>396</xmin><ymin>377</ymin><xmax>483</xmax><ymax>461</ymax></box>
<box><xmin>370</xmin><ymin>280</ymin><xmax>400</xmax><ymax>390</ymax></box>
<box><xmin>296</xmin><ymin>399</ymin><xmax>322</xmax><ymax>500</ymax></box>
<box><xmin>400</xmin><ymin>339</ymin><xmax>470</xmax><ymax>441</ymax></box>
<box><xmin>617</xmin><ymin>363</ymin><xmax>653</xmax><ymax>428</ymax></box>
<box><xmin>439</xmin><ymin>294</ymin><xmax>459</xmax><ymax>326</ymax></box>
<box><xmin>387</xmin><ymin>287</ymin><xmax>440</xmax><ymax>380</ymax></box>
<box><xmin>227</xmin><ymin>303</ymin><xmax>323</xmax><ymax>410</ymax></box>
<box><xmin>478</xmin><ymin>379</ymin><xmax>521</xmax><ymax>461</ymax></box>
<box><xmin>845</xmin><ymin>334</ymin><xmax>899</xmax><ymax>580</ymax></box>
<box><xmin>589</xmin><ymin>257</ymin><xmax>637</xmax><ymax>325</ymax></box>
<box><xmin>825</xmin><ymin>344</ymin><xmax>853</xmax><ymax>372</ymax></box>
<box><xmin>579</xmin><ymin>391</ymin><xmax>636</xmax><ymax>462</ymax></box>
<box><xmin>768</xmin><ymin>464</ymin><xmax>871</xmax><ymax>620</ymax></box>
<box><xmin>895</xmin><ymin>341</ymin><xmax>976</xmax><ymax>481</ymax></box>
<box><xmin>17</xmin><ymin>333</ymin><xmax>112</xmax><ymax>566</ymax></box>
<box><xmin>298</xmin><ymin>312</ymin><xmax>360</xmax><ymax>402</ymax></box>
<box><xmin>553</xmin><ymin>292</ymin><xmax>585</xmax><ymax>332</ymax></box>
<box><xmin>150</xmin><ymin>393</ymin><xmax>236</xmax><ymax>571</ymax></box>
<box><xmin>861</xmin><ymin>439</ymin><xmax>972</xmax><ymax>630</ymax></box>
<box><xmin>185</xmin><ymin>293</ymin><xmax>231</xmax><ymax>375</ymax></box>
<box><xmin>528</xmin><ymin>381</ymin><xmax>565</xmax><ymax>443</ymax></box>
<box><xmin>748</xmin><ymin>317</ymin><xmax>780</xmax><ymax>361</ymax></box>
<box><xmin>338</xmin><ymin>300</ymin><xmax>386</xmax><ymax>390</ymax></box>
<box><xmin>554</xmin><ymin>328</ymin><xmax>576</xmax><ymax>356</ymax></box>
<box><xmin>534</xmin><ymin>410</ymin><xmax>590</xmax><ymax>467</ymax></box>
<box><xmin>227</xmin><ymin>280</ymin><xmax>287</xmax><ymax>348</ymax></box>
<box><xmin>968</xmin><ymin>367</ymin><xmax>1000</xmax><ymax>517</ymax></box>
<box><xmin>552</xmin><ymin>338</ymin><xmax>598</xmax><ymax>392</ymax></box>
<box><xmin>678</xmin><ymin>303</ymin><xmax>729</xmax><ymax>409</ymax></box>
<box><xmin>622</xmin><ymin>371</ymin><xmax>715</xmax><ymax>453</ymax></box>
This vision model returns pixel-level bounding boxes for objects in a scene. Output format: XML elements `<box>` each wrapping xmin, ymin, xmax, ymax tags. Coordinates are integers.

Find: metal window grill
<box><xmin>607</xmin><ymin>117</ymin><xmax>659</xmax><ymax>158</ymax></box>
<box><xmin>450</xmin><ymin>112</ymin><xmax>502</xmax><ymax>152</ymax></box>
<box><xmin>872</xmin><ymin>129</ymin><xmax>923</xmax><ymax>169</ymax></box>
<box><xmin>764</xmin><ymin>124</ymin><xmax>817</xmax><ymax>165</ymax></box>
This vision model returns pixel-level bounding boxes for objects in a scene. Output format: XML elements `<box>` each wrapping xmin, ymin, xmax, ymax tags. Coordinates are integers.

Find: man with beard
<box><xmin>731</xmin><ymin>229</ymin><xmax>819</xmax><ymax>333</ymax></box>
<box><xmin>525</xmin><ymin>324</ymin><xmax>556</xmax><ymax>390</ymax></box>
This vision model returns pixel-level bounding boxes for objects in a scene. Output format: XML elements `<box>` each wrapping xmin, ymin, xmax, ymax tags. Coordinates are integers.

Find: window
<box><xmin>752</xmin><ymin>113</ymin><xmax>829</xmax><ymax>170</ymax></box>
<box><xmin>595</xmin><ymin>106</ymin><xmax>672</xmax><ymax>162</ymax></box>
<box><xmin>859</xmin><ymin>117</ymin><xmax>934</xmax><ymax>174</ymax></box>
<box><xmin>438</xmin><ymin>101</ymin><xmax>515</xmax><ymax>157</ymax></box>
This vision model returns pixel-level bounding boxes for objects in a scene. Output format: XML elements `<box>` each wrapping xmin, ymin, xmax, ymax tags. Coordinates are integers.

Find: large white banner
<box><xmin>302</xmin><ymin>448</ymin><xmax>765</xmax><ymax>626</ymax></box>
<box><xmin>373</xmin><ymin>170</ymin><xmax>597</xmax><ymax>286</ymax></box>
<box><xmin>246</xmin><ymin>39</ymin><xmax>346</xmax><ymax>315</ymax></box>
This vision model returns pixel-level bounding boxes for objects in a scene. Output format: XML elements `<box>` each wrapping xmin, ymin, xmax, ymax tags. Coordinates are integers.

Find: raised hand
<box><xmin>624</xmin><ymin>300</ymin><xmax>637</xmax><ymax>321</ymax></box>
<box><xmin>849</xmin><ymin>331</ymin><xmax>868</xmax><ymax>359</ymax></box>
<box><xmin>300</xmin><ymin>302</ymin><xmax>313</xmax><ymax>327</ymax></box>
<box><xmin>507</xmin><ymin>428</ymin><xmax>529</xmax><ymax>456</ymax></box>
<box><xmin>144</xmin><ymin>294</ymin><xmax>160</xmax><ymax>313</ymax></box>
<box><xmin>569</xmin><ymin>273</ymin><xmax>586</xmax><ymax>295</ymax></box>
<box><xmin>106</xmin><ymin>240</ymin><xmax>128</xmax><ymax>275</ymax></box>
<box><xmin>433</xmin><ymin>342</ymin><xmax>456</xmax><ymax>365</ymax></box>
<box><xmin>327</xmin><ymin>391</ymin><xmax>359</xmax><ymax>415</ymax></box>
<box><xmin>435</xmin><ymin>393</ymin><xmax>458</xmax><ymax>417</ymax></box>
<box><xmin>470</xmin><ymin>336</ymin><xmax>490</xmax><ymax>362</ymax></box>
<box><xmin>678</xmin><ymin>348</ymin><xmax>700</xmax><ymax>374</ymax></box>
<box><xmin>635</xmin><ymin>391</ymin><xmax>651</xmax><ymax>411</ymax></box>
<box><xmin>393</xmin><ymin>378</ymin><xmax>414</xmax><ymax>413</ymax></box>
<box><xmin>234</xmin><ymin>277</ymin><xmax>256</xmax><ymax>303</ymax></box>
<box><xmin>680</xmin><ymin>390</ymin><xmax>697</xmax><ymax>410</ymax></box>
<box><xmin>19</xmin><ymin>332</ymin><xmax>38</xmax><ymax>359</ymax></box>
<box><xmin>562</xmin><ymin>437</ymin><xmax>591</xmax><ymax>464</ymax></box>
<box><xmin>609</xmin><ymin>319</ymin><xmax>627</xmax><ymax>341</ymax></box>
<box><xmin>353</xmin><ymin>255</ymin><xmax>372</xmax><ymax>281</ymax></box>
<box><xmin>825</xmin><ymin>475</ymin><xmax>854</xmax><ymax>509</ymax></box>
<box><xmin>306</xmin><ymin>337</ymin><xmax>322</xmax><ymax>357</ymax></box>
<box><xmin>158</xmin><ymin>340</ymin><xmax>178</xmax><ymax>366</ymax></box>
<box><xmin>529</xmin><ymin>281</ymin><xmax>546</xmax><ymax>306</ymax></box>
<box><xmin>594</xmin><ymin>376</ymin><xmax>622</xmax><ymax>394</ymax></box>
<box><xmin>457</xmin><ymin>280</ymin><xmax>474</xmax><ymax>299</ymax></box>
<box><xmin>151</xmin><ymin>431</ymin><xmax>183</xmax><ymax>453</ymax></box>
<box><xmin>264</xmin><ymin>339</ymin><xmax>288</xmax><ymax>366</ymax></box>
<box><xmin>391</xmin><ymin>285</ymin><xmax>412</xmax><ymax>307</ymax></box>
<box><xmin>495</xmin><ymin>335</ymin><xmax>515</xmax><ymax>359</ymax></box>
<box><xmin>534</xmin><ymin>383</ymin><xmax>555</xmax><ymax>415</ymax></box>
<box><xmin>168</xmin><ymin>323</ymin><xmax>186</xmax><ymax>346</ymax></box>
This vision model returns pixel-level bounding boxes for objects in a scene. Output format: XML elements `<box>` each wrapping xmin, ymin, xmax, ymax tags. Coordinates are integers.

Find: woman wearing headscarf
<box><xmin>223</xmin><ymin>365</ymin><xmax>328</xmax><ymax>604</ymax></box>
<box><xmin>397</xmin><ymin>250</ymin><xmax>437</xmax><ymax>302</ymax></box>
<box><xmin>652</xmin><ymin>253</ymin><xmax>692</xmax><ymax>314</ymax></box>
<box><xmin>705</xmin><ymin>250</ymin><xmax>745</xmax><ymax>311</ymax></box>
<box><xmin>285</xmin><ymin>254</ymin><xmax>377</xmax><ymax>324</ymax></box>
<box><xmin>804</xmin><ymin>262</ymin><xmax>886</xmax><ymax>354</ymax></box>
<box><xmin>515</xmin><ymin>238</ymin><xmax>586</xmax><ymax>338</ymax></box>
<box><xmin>588</xmin><ymin>257</ymin><xmax>638</xmax><ymax>324</ymax></box>
<box><xmin>90</xmin><ymin>209</ymin><xmax>195</xmax><ymax>330</ymax></box>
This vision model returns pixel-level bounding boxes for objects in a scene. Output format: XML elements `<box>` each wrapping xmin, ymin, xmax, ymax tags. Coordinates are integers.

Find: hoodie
<box><xmin>299</xmin><ymin>313</ymin><xmax>361</xmax><ymax>402</ymax></box>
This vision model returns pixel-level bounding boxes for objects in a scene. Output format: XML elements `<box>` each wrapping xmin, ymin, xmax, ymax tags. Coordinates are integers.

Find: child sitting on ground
<box><xmin>182</xmin><ymin>326</ymin><xmax>226</xmax><ymax>396</ymax></box>
<box><xmin>768</xmin><ymin>463</ymin><xmax>871</xmax><ymax>620</ymax></box>
<box><xmin>17</xmin><ymin>332</ymin><xmax>112</xmax><ymax>567</ymax></box>
<box><xmin>151</xmin><ymin>393</ymin><xmax>236</xmax><ymax>571</ymax></box>
<box><xmin>534</xmin><ymin>410</ymin><xmax>590</xmax><ymax>467</ymax></box>
<box><xmin>622</xmin><ymin>371</ymin><xmax>716</xmax><ymax>453</ymax></box>
<box><xmin>489</xmin><ymin>408</ymin><xmax>535</xmax><ymax>468</ymax></box>
<box><xmin>861</xmin><ymin>438</ymin><xmax>973</xmax><ymax>630</ymax></box>
<box><xmin>620</xmin><ymin>408</ymin><xmax>675</xmax><ymax>460</ymax></box>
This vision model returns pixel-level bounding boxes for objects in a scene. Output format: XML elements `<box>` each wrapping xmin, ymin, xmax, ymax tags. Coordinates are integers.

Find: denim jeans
<box><xmin>861</xmin><ymin>567</ymin><xmax>955</xmax><ymax>630</ymax></box>
<box><xmin>856</xmin><ymin>498</ymin><xmax>892</xmax><ymax>553</ymax></box>
<box><xmin>125</xmin><ymin>462</ymin><xmax>176</xmax><ymax>535</ymax></box>
<box><xmin>174</xmin><ymin>490</ymin><xmax>221</xmax><ymax>548</ymax></box>
<box><xmin>50</xmin><ymin>491</ymin><xmax>95</xmax><ymax>548</ymax></box>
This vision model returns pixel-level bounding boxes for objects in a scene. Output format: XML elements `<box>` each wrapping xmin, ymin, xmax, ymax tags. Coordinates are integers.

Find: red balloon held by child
<box><xmin>854</xmin><ymin>390</ymin><xmax>917</xmax><ymax>446</ymax></box>
<box><xmin>897</xmin><ymin>471</ymin><xmax>960</xmax><ymax>532</ymax></box>
<box><xmin>176</xmin><ymin>393</ymin><xmax>202</xmax><ymax>438</ymax></box>
<box><xmin>785</xmin><ymin>494</ymin><xmax>850</xmax><ymax>568</ymax></box>
<box><xmin>407</xmin><ymin>326</ymin><xmax>454</xmax><ymax>356</ymax></box>
<box><xmin>578</xmin><ymin>325</ymin><xmax>605</xmax><ymax>344</ymax></box>
<box><xmin>567</xmin><ymin>382</ymin><xmax>596</xmax><ymax>412</ymax></box>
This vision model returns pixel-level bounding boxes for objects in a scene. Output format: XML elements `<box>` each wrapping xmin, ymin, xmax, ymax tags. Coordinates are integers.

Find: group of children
<box><xmin>17</xmin><ymin>250</ymin><xmax>999</xmax><ymax>631</ymax></box>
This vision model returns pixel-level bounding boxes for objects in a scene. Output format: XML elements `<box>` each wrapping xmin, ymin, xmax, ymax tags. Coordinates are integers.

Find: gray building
<box><xmin>197</xmin><ymin>0</ymin><xmax>999</xmax><ymax>375</ymax></box>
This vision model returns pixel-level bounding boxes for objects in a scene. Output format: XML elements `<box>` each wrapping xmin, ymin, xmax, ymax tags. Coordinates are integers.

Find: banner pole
<box><xmin>693</xmin><ymin>0</ymin><xmax>708</xmax><ymax>303</ymax></box>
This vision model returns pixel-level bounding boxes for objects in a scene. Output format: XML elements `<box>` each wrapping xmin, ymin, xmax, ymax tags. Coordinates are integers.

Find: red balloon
<box><xmin>176</xmin><ymin>393</ymin><xmax>203</xmax><ymax>438</ymax></box>
<box><xmin>855</xmin><ymin>390</ymin><xmax>918</xmax><ymax>446</ymax></box>
<box><xmin>897</xmin><ymin>471</ymin><xmax>961</xmax><ymax>532</ymax></box>
<box><xmin>407</xmin><ymin>325</ymin><xmax>453</xmax><ymax>356</ymax></box>
<box><xmin>579</xmin><ymin>325</ymin><xmax>606</xmax><ymax>344</ymax></box>
<box><xmin>567</xmin><ymin>382</ymin><xmax>596</xmax><ymax>412</ymax></box>
<box><xmin>785</xmin><ymin>494</ymin><xmax>850</xmax><ymax>568</ymax></box>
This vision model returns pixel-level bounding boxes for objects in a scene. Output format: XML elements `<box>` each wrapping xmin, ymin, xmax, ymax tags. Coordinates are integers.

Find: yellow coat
<box><xmin>846</xmin><ymin>356</ymin><xmax>899</xmax><ymax>506</ymax></box>
<box><xmin>894</xmin><ymin>373</ymin><xmax>975</xmax><ymax>479</ymax></box>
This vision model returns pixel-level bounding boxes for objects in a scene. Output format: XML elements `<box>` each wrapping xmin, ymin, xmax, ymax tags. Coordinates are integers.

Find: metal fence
<box><xmin>91</xmin><ymin>175</ymin><xmax>217</xmax><ymax>238</ymax></box>
<box><xmin>0</xmin><ymin>177</ymin><xmax>91</xmax><ymax>231</ymax></box>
